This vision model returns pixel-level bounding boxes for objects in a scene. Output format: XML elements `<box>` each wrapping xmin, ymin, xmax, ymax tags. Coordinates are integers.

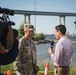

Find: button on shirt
<box><xmin>51</xmin><ymin>36</ymin><xmax>73</xmax><ymax>66</ymax></box>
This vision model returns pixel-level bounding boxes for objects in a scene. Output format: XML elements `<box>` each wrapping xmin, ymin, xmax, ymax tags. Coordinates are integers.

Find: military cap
<box><xmin>24</xmin><ymin>24</ymin><xmax>35</xmax><ymax>30</ymax></box>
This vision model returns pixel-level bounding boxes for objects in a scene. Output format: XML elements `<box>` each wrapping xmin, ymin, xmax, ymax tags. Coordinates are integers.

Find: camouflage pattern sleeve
<box><xmin>14</xmin><ymin>37</ymin><xmax>37</xmax><ymax>75</ymax></box>
<box><xmin>13</xmin><ymin>38</ymin><xmax>24</xmax><ymax>74</ymax></box>
<box><xmin>31</xmin><ymin>39</ymin><xmax>37</xmax><ymax>65</ymax></box>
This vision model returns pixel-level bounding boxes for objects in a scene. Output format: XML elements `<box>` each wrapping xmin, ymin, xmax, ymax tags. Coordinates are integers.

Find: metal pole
<box><xmin>24</xmin><ymin>14</ymin><xmax>27</xmax><ymax>24</ymax></box>
<box><xmin>74</xmin><ymin>19</ymin><xmax>76</xmax><ymax>29</ymax></box>
<box><xmin>63</xmin><ymin>16</ymin><xmax>66</xmax><ymax>25</ymax></box>
<box><xmin>59</xmin><ymin>16</ymin><xmax>61</xmax><ymax>24</ymax></box>
<box><xmin>49</xmin><ymin>54</ymin><xmax>50</xmax><ymax>70</ymax></box>
<box><xmin>28</xmin><ymin>15</ymin><xmax>30</xmax><ymax>24</ymax></box>
<box><xmin>34</xmin><ymin>0</ymin><xmax>36</xmax><ymax>32</ymax></box>
<box><xmin>24</xmin><ymin>15</ymin><xmax>31</xmax><ymax>24</ymax></box>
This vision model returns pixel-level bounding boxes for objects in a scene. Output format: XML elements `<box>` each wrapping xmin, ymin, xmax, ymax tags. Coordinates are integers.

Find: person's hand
<box><xmin>48</xmin><ymin>47</ymin><xmax>53</xmax><ymax>54</ymax></box>
<box><xmin>19</xmin><ymin>73</ymin><xmax>23</xmax><ymax>75</ymax></box>
<box><xmin>17</xmin><ymin>72</ymin><xmax>23</xmax><ymax>75</ymax></box>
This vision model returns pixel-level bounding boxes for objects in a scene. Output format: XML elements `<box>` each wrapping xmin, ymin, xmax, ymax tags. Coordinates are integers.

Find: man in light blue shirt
<box><xmin>48</xmin><ymin>25</ymin><xmax>73</xmax><ymax>75</ymax></box>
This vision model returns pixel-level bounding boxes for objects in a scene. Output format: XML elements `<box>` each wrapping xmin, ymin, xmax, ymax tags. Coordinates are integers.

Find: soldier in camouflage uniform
<box><xmin>14</xmin><ymin>24</ymin><xmax>37</xmax><ymax>75</ymax></box>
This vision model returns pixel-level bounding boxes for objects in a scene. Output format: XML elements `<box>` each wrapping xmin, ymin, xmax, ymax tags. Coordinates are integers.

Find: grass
<box><xmin>0</xmin><ymin>61</ymin><xmax>76</xmax><ymax>75</ymax></box>
<box><xmin>1</xmin><ymin>63</ymin><xmax>14</xmax><ymax>73</ymax></box>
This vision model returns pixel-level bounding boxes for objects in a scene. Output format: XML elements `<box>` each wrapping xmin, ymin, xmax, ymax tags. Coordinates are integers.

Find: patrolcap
<box><xmin>24</xmin><ymin>24</ymin><xmax>35</xmax><ymax>30</ymax></box>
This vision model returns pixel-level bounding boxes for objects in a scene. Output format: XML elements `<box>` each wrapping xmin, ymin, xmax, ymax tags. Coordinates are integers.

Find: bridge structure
<box><xmin>0</xmin><ymin>8</ymin><xmax>76</xmax><ymax>75</ymax></box>
<box><xmin>13</xmin><ymin>9</ymin><xmax>76</xmax><ymax>75</ymax></box>
<box><xmin>13</xmin><ymin>9</ymin><xmax>76</xmax><ymax>26</ymax></box>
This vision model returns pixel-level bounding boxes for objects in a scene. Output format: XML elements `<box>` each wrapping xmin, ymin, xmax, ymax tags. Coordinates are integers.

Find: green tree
<box><xmin>32</xmin><ymin>33</ymin><xmax>45</xmax><ymax>41</ymax></box>
<box><xmin>18</xmin><ymin>24</ymin><xmax>24</xmax><ymax>38</ymax></box>
<box><xmin>18</xmin><ymin>20</ymin><xmax>27</xmax><ymax>38</ymax></box>
<box><xmin>18</xmin><ymin>23</ymin><xmax>45</xmax><ymax>40</ymax></box>
<box><xmin>39</xmin><ymin>33</ymin><xmax>45</xmax><ymax>40</ymax></box>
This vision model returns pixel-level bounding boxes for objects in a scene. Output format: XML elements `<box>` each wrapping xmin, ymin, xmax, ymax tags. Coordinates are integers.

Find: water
<box><xmin>1</xmin><ymin>35</ymin><xmax>76</xmax><ymax>71</ymax></box>
<box><xmin>36</xmin><ymin>35</ymin><xmax>76</xmax><ymax>69</ymax></box>
<box><xmin>36</xmin><ymin>43</ymin><xmax>76</xmax><ymax>61</ymax></box>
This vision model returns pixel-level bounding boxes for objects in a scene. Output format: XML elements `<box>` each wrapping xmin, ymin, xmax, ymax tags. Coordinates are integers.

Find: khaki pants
<box><xmin>16</xmin><ymin>71</ymin><xmax>33</xmax><ymax>75</ymax></box>
<box><xmin>54</xmin><ymin>66</ymin><xmax>70</xmax><ymax>75</ymax></box>
<box><xmin>16</xmin><ymin>71</ymin><xmax>22</xmax><ymax>75</ymax></box>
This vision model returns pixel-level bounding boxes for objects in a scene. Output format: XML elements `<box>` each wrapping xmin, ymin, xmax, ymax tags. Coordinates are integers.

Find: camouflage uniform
<box><xmin>14</xmin><ymin>36</ymin><xmax>37</xmax><ymax>75</ymax></box>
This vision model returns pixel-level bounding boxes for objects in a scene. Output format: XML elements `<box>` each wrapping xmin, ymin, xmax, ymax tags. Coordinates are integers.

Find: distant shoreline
<box><xmin>34</xmin><ymin>40</ymin><xmax>76</xmax><ymax>44</ymax></box>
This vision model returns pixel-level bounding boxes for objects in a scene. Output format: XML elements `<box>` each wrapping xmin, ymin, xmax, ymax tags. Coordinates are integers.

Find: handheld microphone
<box><xmin>49</xmin><ymin>41</ymin><xmax>54</xmax><ymax>48</ymax></box>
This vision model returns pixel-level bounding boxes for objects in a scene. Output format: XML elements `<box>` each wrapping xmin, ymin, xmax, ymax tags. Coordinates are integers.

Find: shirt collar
<box><xmin>58</xmin><ymin>36</ymin><xmax>67</xmax><ymax>42</ymax></box>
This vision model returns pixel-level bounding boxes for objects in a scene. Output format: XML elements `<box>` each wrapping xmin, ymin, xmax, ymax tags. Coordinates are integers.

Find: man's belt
<box><xmin>54</xmin><ymin>65</ymin><xmax>69</xmax><ymax>68</ymax></box>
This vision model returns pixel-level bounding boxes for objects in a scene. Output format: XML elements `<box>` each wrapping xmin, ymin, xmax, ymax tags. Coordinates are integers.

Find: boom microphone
<box><xmin>0</xmin><ymin>7</ymin><xmax>14</xmax><ymax>16</ymax></box>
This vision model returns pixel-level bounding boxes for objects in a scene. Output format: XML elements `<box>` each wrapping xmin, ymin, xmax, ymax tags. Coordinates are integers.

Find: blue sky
<box><xmin>0</xmin><ymin>0</ymin><xmax>76</xmax><ymax>34</ymax></box>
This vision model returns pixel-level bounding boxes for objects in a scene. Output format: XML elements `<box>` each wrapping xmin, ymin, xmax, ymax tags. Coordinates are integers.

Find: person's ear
<box><xmin>58</xmin><ymin>30</ymin><xmax>62</xmax><ymax>35</ymax></box>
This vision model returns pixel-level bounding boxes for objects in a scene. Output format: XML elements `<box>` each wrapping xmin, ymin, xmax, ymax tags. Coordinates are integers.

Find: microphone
<box><xmin>49</xmin><ymin>41</ymin><xmax>54</xmax><ymax>48</ymax></box>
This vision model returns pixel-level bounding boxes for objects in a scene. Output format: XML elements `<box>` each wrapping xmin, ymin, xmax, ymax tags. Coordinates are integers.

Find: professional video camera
<box><xmin>0</xmin><ymin>7</ymin><xmax>19</xmax><ymax>65</ymax></box>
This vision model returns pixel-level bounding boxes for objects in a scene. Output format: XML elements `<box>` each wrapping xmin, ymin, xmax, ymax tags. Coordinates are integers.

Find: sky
<box><xmin>0</xmin><ymin>0</ymin><xmax>76</xmax><ymax>34</ymax></box>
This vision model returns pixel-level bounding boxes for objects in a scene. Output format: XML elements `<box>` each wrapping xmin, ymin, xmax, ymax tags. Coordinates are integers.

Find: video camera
<box><xmin>0</xmin><ymin>7</ymin><xmax>19</xmax><ymax>65</ymax></box>
<box><xmin>0</xmin><ymin>7</ymin><xmax>14</xmax><ymax>16</ymax></box>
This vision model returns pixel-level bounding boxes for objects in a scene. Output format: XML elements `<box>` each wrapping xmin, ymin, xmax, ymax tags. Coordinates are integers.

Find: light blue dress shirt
<box><xmin>51</xmin><ymin>36</ymin><xmax>73</xmax><ymax>66</ymax></box>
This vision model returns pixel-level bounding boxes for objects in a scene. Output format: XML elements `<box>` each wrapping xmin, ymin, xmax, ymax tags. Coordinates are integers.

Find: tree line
<box><xmin>18</xmin><ymin>24</ymin><xmax>45</xmax><ymax>41</ymax></box>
